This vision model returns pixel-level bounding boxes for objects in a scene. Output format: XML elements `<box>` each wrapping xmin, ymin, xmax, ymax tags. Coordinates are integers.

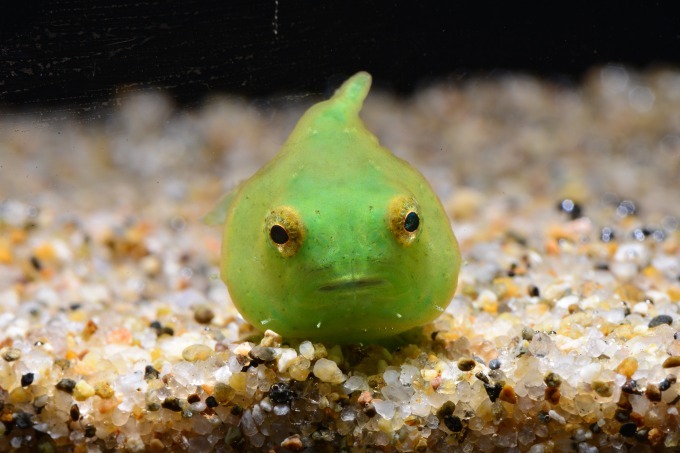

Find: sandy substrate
<box><xmin>1</xmin><ymin>66</ymin><xmax>680</xmax><ymax>451</ymax></box>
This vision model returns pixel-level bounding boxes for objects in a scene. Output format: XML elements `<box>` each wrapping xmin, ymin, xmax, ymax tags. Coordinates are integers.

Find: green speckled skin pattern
<box><xmin>215</xmin><ymin>72</ymin><xmax>460</xmax><ymax>343</ymax></box>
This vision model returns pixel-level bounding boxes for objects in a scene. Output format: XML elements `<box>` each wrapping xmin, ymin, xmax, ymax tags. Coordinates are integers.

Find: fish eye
<box><xmin>404</xmin><ymin>211</ymin><xmax>420</xmax><ymax>232</ymax></box>
<box><xmin>388</xmin><ymin>195</ymin><xmax>421</xmax><ymax>246</ymax></box>
<box><xmin>270</xmin><ymin>225</ymin><xmax>289</xmax><ymax>244</ymax></box>
<box><xmin>265</xmin><ymin>207</ymin><xmax>304</xmax><ymax>256</ymax></box>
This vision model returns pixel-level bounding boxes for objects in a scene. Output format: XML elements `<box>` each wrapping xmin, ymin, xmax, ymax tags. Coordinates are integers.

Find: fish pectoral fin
<box><xmin>201</xmin><ymin>187</ymin><xmax>239</xmax><ymax>227</ymax></box>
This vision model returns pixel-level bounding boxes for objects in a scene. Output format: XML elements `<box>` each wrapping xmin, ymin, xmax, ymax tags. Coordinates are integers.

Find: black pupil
<box><xmin>270</xmin><ymin>225</ymin><xmax>289</xmax><ymax>244</ymax></box>
<box><xmin>404</xmin><ymin>212</ymin><xmax>419</xmax><ymax>232</ymax></box>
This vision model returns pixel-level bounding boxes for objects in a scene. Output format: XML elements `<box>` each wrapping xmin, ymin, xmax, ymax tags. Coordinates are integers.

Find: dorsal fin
<box><xmin>327</xmin><ymin>71</ymin><xmax>372</xmax><ymax>119</ymax></box>
<box><xmin>285</xmin><ymin>72</ymin><xmax>372</xmax><ymax>144</ymax></box>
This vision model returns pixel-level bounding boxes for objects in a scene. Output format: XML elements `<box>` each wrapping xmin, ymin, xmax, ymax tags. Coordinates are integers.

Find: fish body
<box><xmin>210</xmin><ymin>72</ymin><xmax>460</xmax><ymax>342</ymax></box>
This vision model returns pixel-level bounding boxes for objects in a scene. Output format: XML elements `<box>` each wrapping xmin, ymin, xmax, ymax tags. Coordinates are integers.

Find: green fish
<box><xmin>207</xmin><ymin>72</ymin><xmax>460</xmax><ymax>343</ymax></box>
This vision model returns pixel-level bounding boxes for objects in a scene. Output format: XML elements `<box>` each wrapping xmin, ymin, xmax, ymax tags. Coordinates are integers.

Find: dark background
<box><xmin>1</xmin><ymin>1</ymin><xmax>679</xmax><ymax>112</ymax></box>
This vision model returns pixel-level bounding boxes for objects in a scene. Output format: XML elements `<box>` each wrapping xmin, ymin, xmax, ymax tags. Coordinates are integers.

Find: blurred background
<box><xmin>1</xmin><ymin>1</ymin><xmax>678</xmax><ymax>228</ymax></box>
<box><xmin>1</xmin><ymin>1</ymin><xmax>678</xmax><ymax>113</ymax></box>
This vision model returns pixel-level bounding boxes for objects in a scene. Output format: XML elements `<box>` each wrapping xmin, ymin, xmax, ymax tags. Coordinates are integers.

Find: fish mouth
<box><xmin>317</xmin><ymin>277</ymin><xmax>387</xmax><ymax>293</ymax></box>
